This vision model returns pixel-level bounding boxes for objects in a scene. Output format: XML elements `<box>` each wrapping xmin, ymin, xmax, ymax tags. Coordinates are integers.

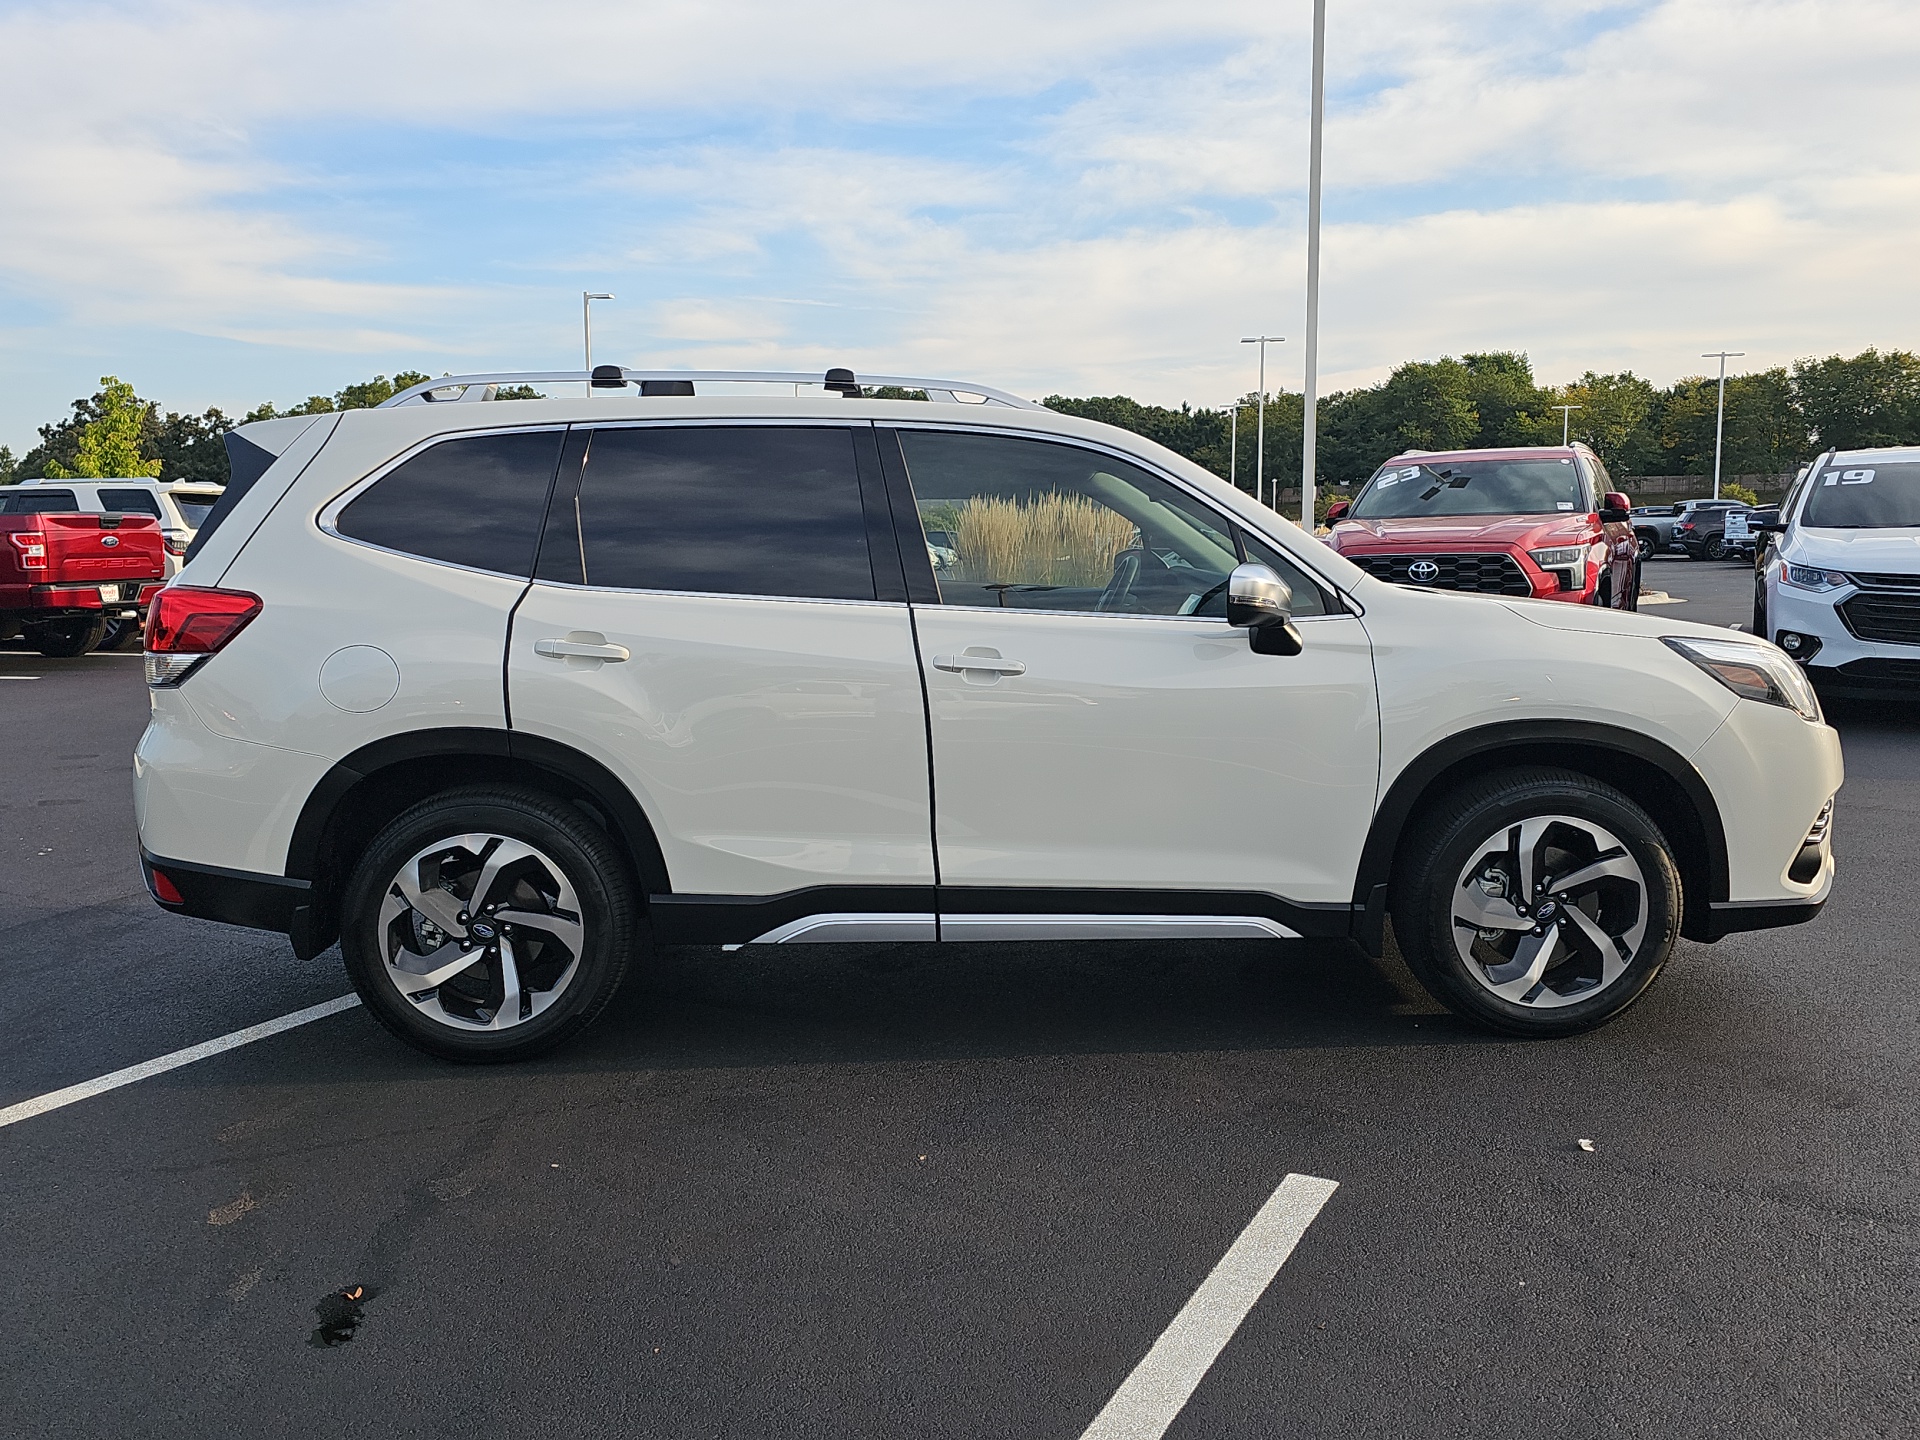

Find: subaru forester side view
<box><xmin>135</xmin><ymin>369</ymin><xmax>1841</xmax><ymax>1061</ymax></box>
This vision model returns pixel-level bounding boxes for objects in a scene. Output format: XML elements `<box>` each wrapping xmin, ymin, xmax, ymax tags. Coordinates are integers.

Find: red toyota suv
<box><xmin>1323</xmin><ymin>444</ymin><xmax>1641</xmax><ymax>608</ymax></box>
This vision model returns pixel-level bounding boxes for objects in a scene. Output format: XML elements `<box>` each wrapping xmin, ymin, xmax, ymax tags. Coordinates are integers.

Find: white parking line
<box><xmin>0</xmin><ymin>994</ymin><xmax>362</xmax><ymax>1131</ymax></box>
<box><xmin>1079</xmin><ymin>1173</ymin><xmax>1339</xmax><ymax>1440</ymax></box>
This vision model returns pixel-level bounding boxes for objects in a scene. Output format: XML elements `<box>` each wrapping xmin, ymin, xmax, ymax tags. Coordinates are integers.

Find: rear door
<box><xmin>507</xmin><ymin>422</ymin><xmax>934</xmax><ymax>924</ymax></box>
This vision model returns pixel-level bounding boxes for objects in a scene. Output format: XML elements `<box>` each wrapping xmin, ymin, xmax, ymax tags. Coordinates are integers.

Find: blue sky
<box><xmin>2</xmin><ymin>1</ymin><xmax>1917</xmax><ymax>453</ymax></box>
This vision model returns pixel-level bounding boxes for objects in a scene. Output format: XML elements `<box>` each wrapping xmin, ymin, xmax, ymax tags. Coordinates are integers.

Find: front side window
<box><xmin>537</xmin><ymin>426</ymin><xmax>874</xmax><ymax>601</ymax></box>
<box><xmin>335</xmin><ymin>429</ymin><xmax>565</xmax><ymax>576</ymax></box>
<box><xmin>896</xmin><ymin>429</ymin><xmax>1325</xmax><ymax>617</ymax></box>
<box><xmin>0</xmin><ymin>489</ymin><xmax>78</xmax><ymax>513</ymax></box>
<box><xmin>1799</xmin><ymin>460</ymin><xmax>1920</xmax><ymax>529</ymax></box>
<box><xmin>99</xmin><ymin>488</ymin><xmax>163</xmax><ymax>517</ymax></box>
<box><xmin>1351</xmin><ymin>458</ymin><xmax>1588</xmax><ymax>518</ymax></box>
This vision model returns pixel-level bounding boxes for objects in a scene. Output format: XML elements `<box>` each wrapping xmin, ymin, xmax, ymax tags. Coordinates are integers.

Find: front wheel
<box><xmin>29</xmin><ymin>616</ymin><xmax>107</xmax><ymax>657</ymax></box>
<box><xmin>340</xmin><ymin>785</ymin><xmax>639</xmax><ymax>1062</ymax></box>
<box><xmin>1390</xmin><ymin>768</ymin><xmax>1681</xmax><ymax>1037</ymax></box>
<box><xmin>1753</xmin><ymin>576</ymin><xmax>1769</xmax><ymax>641</ymax></box>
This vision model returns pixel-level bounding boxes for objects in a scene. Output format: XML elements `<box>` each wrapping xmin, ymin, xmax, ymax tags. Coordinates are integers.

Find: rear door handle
<box><xmin>932</xmin><ymin>653</ymin><xmax>1026</xmax><ymax>676</ymax></box>
<box><xmin>534</xmin><ymin>635</ymin><xmax>630</xmax><ymax>662</ymax></box>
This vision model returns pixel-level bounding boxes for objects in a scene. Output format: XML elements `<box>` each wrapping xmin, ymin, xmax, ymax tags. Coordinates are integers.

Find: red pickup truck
<box><xmin>0</xmin><ymin>509</ymin><xmax>166</xmax><ymax>655</ymax></box>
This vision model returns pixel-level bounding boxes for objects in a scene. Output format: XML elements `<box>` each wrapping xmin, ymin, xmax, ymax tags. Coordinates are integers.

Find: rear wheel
<box><xmin>1753</xmin><ymin>575</ymin><xmax>1769</xmax><ymax>641</ymax></box>
<box><xmin>1391</xmin><ymin>768</ymin><xmax>1681</xmax><ymax>1037</ymax></box>
<box><xmin>1635</xmin><ymin>531</ymin><xmax>1656</xmax><ymax>561</ymax></box>
<box><xmin>28</xmin><ymin>616</ymin><xmax>107</xmax><ymax>657</ymax></box>
<box><xmin>100</xmin><ymin>617</ymin><xmax>144</xmax><ymax>651</ymax></box>
<box><xmin>1703</xmin><ymin>535</ymin><xmax>1727</xmax><ymax>561</ymax></box>
<box><xmin>340</xmin><ymin>785</ymin><xmax>639</xmax><ymax>1062</ymax></box>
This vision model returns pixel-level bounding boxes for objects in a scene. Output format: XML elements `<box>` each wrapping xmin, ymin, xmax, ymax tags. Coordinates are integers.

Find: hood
<box><xmin>1328</xmin><ymin>511</ymin><xmax>1595</xmax><ymax>552</ymax></box>
<box><xmin>1787</xmin><ymin>526</ymin><xmax>1920</xmax><ymax>572</ymax></box>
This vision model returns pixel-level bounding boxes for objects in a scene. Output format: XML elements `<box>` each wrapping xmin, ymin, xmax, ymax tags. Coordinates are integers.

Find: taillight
<box><xmin>9</xmin><ymin>532</ymin><xmax>47</xmax><ymax>569</ymax></box>
<box><xmin>144</xmin><ymin>585</ymin><xmax>261</xmax><ymax>687</ymax></box>
<box><xmin>164</xmin><ymin>535</ymin><xmax>189</xmax><ymax>555</ymax></box>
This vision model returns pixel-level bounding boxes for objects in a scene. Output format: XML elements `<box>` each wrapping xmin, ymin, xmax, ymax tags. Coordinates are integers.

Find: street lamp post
<box><xmin>1241</xmin><ymin>336</ymin><xmax>1284</xmax><ymax>508</ymax></box>
<box><xmin>583</xmin><ymin>292</ymin><xmax>615</xmax><ymax>392</ymax></box>
<box><xmin>1702</xmin><ymin>350</ymin><xmax>1745</xmax><ymax>500</ymax></box>
<box><xmin>1301</xmin><ymin>0</ymin><xmax>1326</xmax><ymax>529</ymax></box>
<box><xmin>1228</xmin><ymin>402</ymin><xmax>1242</xmax><ymax>493</ymax></box>
<box><xmin>1552</xmin><ymin>404</ymin><xmax>1582</xmax><ymax>445</ymax></box>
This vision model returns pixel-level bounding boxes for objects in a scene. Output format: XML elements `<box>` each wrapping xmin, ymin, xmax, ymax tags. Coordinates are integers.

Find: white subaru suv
<box><xmin>1754</xmin><ymin>445</ymin><xmax>1920</xmax><ymax>697</ymax></box>
<box><xmin>134</xmin><ymin>368</ymin><xmax>1842</xmax><ymax>1061</ymax></box>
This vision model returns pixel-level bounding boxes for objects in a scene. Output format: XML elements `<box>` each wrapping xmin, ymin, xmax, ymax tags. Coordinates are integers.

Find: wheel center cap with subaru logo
<box><xmin>1408</xmin><ymin>560</ymin><xmax>1440</xmax><ymax>582</ymax></box>
<box><xmin>470</xmin><ymin>920</ymin><xmax>497</xmax><ymax>940</ymax></box>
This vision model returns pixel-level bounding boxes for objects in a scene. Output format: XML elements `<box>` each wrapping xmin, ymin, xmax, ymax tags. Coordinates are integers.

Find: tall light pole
<box><xmin>1228</xmin><ymin>401</ymin><xmax>1243</xmax><ymax>493</ymax></box>
<box><xmin>1301</xmin><ymin>0</ymin><xmax>1327</xmax><ymax>529</ymax></box>
<box><xmin>1242</xmin><ymin>336</ymin><xmax>1284</xmax><ymax>508</ymax></box>
<box><xmin>583</xmin><ymin>292</ymin><xmax>614</xmax><ymax>392</ymax></box>
<box><xmin>1703</xmin><ymin>350</ymin><xmax>1744</xmax><ymax>500</ymax></box>
<box><xmin>1552</xmin><ymin>404</ymin><xmax>1582</xmax><ymax>445</ymax></box>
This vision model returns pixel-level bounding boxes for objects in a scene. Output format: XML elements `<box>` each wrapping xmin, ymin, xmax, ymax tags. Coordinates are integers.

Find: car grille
<box><xmin>1848</xmin><ymin>572</ymin><xmax>1920</xmax><ymax>591</ymax></box>
<box><xmin>1837</xmin><ymin>591</ymin><xmax>1920</xmax><ymax>645</ymax></box>
<box><xmin>1831</xmin><ymin>657</ymin><xmax>1920</xmax><ymax>683</ymax></box>
<box><xmin>1349</xmin><ymin>553</ymin><xmax>1533</xmax><ymax>595</ymax></box>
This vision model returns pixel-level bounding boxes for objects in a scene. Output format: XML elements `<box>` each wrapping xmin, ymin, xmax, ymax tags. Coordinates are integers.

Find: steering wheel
<box><xmin>1097</xmin><ymin>546</ymin><xmax>1169</xmax><ymax>612</ymax></box>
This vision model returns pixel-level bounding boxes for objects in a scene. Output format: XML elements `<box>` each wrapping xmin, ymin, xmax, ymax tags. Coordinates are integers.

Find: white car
<box><xmin>1756</xmin><ymin>446</ymin><xmax>1920</xmax><ymax>696</ymax></box>
<box><xmin>133</xmin><ymin>368</ymin><xmax>1842</xmax><ymax>1061</ymax></box>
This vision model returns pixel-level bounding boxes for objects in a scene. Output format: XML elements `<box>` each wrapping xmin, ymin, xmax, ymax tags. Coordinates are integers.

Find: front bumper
<box><xmin>1769</xmin><ymin>578</ymin><xmax>1920</xmax><ymax>695</ymax></box>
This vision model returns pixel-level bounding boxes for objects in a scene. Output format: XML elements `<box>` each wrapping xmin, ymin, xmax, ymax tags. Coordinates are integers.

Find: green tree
<box><xmin>1461</xmin><ymin>351</ymin><xmax>1555</xmax><ymax>447</ymax></box>
<box><xmin>1548</xmin><ymin>371</ymin><xmax>1660</xmax><ymax>475</ymax></box>
<box><xmin>0</xmin><ymin>445</ymin><xmax>17</xmax><ymax>485</ymax></box>
<box><xmin>152</xmin><ymin>408</ymin><xmax>239</xmax><ymax>485</ymax></box>
<box><xmin>1791</xmin><ymin>348</ymin><xmax>1920</xmax><ymax>450</ymax></box>
<box><xmin>43</xmin><ymin>376</ymin><xmax>161</xmax><ymax>478</ymax></box>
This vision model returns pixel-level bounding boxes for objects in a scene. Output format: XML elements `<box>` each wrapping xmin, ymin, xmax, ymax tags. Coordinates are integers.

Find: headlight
<box><xmin>1785</xmin><ymin>564</ymin><xmax>1849</xmax><ymax>591</ymax></box>
<box><xmin>1528</xmin><ymin>546</ymin><xmax>1585</xmax><ymax>568</ymax></box>
<box><xmin>1663</xmin><ymin>636</ymin><xmax>1823</xmax><ymax>722</ymax></box>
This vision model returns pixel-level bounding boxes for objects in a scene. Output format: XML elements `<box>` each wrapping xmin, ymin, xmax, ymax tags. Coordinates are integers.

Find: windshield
<box><xmin>1800</xmin><ymin>461</ymin><xmax>1920</xmax><ymax>528</ymax></box>
<box><xmin>1350</xmin><ymin>458</ymin><xmax>1587</xmax><ymax>519</ymax></box>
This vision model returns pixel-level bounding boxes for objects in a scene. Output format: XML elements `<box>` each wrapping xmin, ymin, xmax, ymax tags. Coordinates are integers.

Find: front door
<box><xmin>888</xmin><ymin>427</ymin><xmax>1379</xmax><ymax>926</ymax></box>
<box><xmin>507</xmin><ymin>423</ymin><xmax>934</xmax><ymax>928</ymax></box>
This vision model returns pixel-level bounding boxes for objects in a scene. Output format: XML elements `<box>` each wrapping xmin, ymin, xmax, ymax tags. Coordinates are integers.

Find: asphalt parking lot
<box><xmin>3</xmin><ymin>556</ymin><xmax>1916</xmax><ymax>1440</ymax></box>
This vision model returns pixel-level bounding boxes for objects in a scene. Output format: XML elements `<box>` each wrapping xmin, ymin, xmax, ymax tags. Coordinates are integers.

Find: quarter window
<box><xmin>896</xmin><ymin>430</ymin><xmax>1325</xmax><ymax>617</ymax></box>
<box><xmin>537</xmin><ymin>426</ymin><xmax>874</xmax><ymax>601</ymax></box>
<box><xmin>335</xmin><ymin>429</ymin><xmax>564</xmax><ymax>577</ymax></box>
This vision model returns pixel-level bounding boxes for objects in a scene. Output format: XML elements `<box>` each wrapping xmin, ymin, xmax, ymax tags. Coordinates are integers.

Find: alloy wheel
<box><xmin>375</xmin><ymin>832</ymin><xmax>585</xmax><ymax>1031</ymax></box>
<box><xmin>1450</xmin><ymin>814</ymin><xmax>1648</xmax><ymax>1009</ymax></box>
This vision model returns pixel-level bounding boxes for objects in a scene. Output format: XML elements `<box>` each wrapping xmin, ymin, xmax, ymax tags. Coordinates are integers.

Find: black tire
<box><xmin>1390</xmin><ymin>767</ymin><xmax>1681</xmax><ymax>1037</ymax></box>
<box><xmin>29</xmin><ymin>616</ymin><xmax>108</xmax><ymax>657</ymax></box>
<box><xmin>340</xmin><ymin>785</ymin><xmax>639</xmax><ymax>1062</ymax></box>
<box><xmin>1635</xmin><ymin>531</ymin><xmax>1656</xmax><ymax>561</ymax></box>
<box><xmin>1703</xmin><ymin>535</ymin><xmax>1727</xmax><ymax>561</ymax></box>
<box><xmin>1622</xmin><ymin>559</ymin><xmax>1641</xmax><ymax>612</ymax></box>
<box><xmin>100</xmin><ymin>617</ymin><xmax>144</xmax><ymax>651</ymax></box>
<box><xmin>1753</xmin><ymin>575</ymin><xmax>1769</xmax><ymax>643</ymax></box>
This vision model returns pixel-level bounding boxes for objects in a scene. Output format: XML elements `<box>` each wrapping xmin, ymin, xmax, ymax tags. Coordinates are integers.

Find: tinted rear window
<box><xmin>336</xmin><ymin>430</ymin><xmax>564</xmax><ymax>577</ymax></box>
<box><xmin>99</xmin><ymin>488</ymin><xmax>163</xmax><ymax>517</ymax></box>
<box><xmin>537</xmin><ymin>426</ymin><xmax>873</xmax><ymax>600</ymax></box>
<box><xmin>0</xmin><ymin>489</ymin><xmax>79</xmax><ymax>513</ymax></box>
<box><xmin>172</xmin><ymin>495</ymin><xmax>220</xmax><ymax>528</ymax></box>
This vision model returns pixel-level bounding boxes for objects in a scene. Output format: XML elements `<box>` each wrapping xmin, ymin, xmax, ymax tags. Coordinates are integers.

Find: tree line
<box><xmin>4</xmin><ymin>349</ymin><xmax>1916</xmax><ymax>491</ymax></box>
<box><xmin>1046</xmin><ymin>347</ymin><xmax>1920</xmax><ymax>494</ymax></box>
<box><xmin>0</xmin><ymin>371</ymin><xmax>534</xmax><ymax>486</ymax></box>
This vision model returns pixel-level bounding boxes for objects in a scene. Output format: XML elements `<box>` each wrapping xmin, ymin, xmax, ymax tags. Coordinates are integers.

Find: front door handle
<box><xmin>932</xmin><ymin>653</ymin><xmax>1026</xmax><ymax>676</ymax></box>
<box><xmin>534</xmin><ymin>634</ymin><xmax>630</xmax><ymax>662</ymax></box>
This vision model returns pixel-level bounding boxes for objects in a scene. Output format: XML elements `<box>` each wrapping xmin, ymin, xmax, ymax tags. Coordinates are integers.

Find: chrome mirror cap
<box><xmin>1226</xmin><ymin>562</ymin><xmax>1293</xmax><ymax>629</ymax></box>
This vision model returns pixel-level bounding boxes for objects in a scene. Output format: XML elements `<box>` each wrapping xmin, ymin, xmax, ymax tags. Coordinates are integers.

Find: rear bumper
<box><xmin>142</xmin><ymin>849</ymin><xmax>309</xmax><ymax>935</ymax></box>
<box><xmin>2</xmin><ymin>580</ymin><xmax>164</xmax><ymax>612</ymax></box>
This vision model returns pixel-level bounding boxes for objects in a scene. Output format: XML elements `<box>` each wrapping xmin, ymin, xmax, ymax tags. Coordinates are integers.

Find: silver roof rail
<box><xmin>379</xmin><ymin>369</ymin><xmax>1040</xmax><ymax>410</ymax></box>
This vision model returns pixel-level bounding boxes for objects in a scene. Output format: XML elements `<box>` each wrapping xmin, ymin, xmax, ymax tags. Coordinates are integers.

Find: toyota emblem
<box><xmin>100</xmin><ymin>535</ymin><xmax>119</xmax><ymax>548</ymax></box>
<box><xmin>1408</xmin><ymin>559</ymin><xmax>1440</xmax><ymax>582</ymax></box>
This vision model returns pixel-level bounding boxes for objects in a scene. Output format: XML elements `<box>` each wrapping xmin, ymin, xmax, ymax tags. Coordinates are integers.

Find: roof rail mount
<box><xmin>376</xmin><ymin>369</ymin><xmax>1038</xmax><ymax>410</ymax></box>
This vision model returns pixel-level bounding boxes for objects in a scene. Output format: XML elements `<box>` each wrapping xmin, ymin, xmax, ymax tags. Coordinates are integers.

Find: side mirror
<box><xmin>1226</xmin><ymin>562</ymin><xmax>1303</xmax><ymax>656</ymax></box>
<box><xmin>1600</xmin><ymin>491</ymin><xmax>1632</xmax><ymax>523</ymax></box>
<box><xmin>1325</xmin><ymin>500</ymin><xmax>1350</xmax><ymax>522</ymax></box>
